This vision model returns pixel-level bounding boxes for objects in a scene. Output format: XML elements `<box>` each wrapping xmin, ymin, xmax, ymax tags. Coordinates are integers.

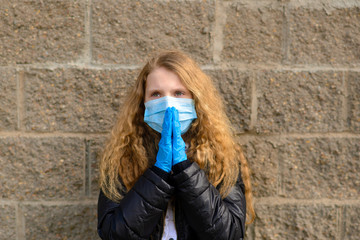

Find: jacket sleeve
<box><xmin>97</xmin><ymin>168</ymin><xmax>174</xmax><ymax>240</ymax></box>
<box><xmin>172</xmin><ymin>162</ymin><xmax>246</xmax><ymax>240</ymax></box>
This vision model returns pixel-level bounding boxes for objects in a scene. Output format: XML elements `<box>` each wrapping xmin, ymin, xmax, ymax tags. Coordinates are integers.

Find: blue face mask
<box><xmin>144</xmin><ymin>96</ymin><xmax>197</xmax><ymax>134</ymax></box>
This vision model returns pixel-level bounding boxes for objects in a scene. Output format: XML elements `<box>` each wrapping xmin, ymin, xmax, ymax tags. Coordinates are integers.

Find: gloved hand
<box><xmin>154</xmin><ymin>107</ymin><xmax>173</xmax><ymax>173</ymax></box>
<box><xmin>172</xmin><ymin>107</ymin><xmax>187</xmax><ymax>166</ymax></box>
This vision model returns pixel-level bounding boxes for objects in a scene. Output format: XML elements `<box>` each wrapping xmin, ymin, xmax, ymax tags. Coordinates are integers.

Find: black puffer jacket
<box><xmin>97</xmin><ymin>162</ymin><xmax>246</xmax><ymax>240</ymax></box>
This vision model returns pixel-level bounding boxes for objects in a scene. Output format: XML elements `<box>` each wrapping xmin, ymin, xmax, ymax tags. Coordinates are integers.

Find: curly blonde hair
<box><xmin>99</xmin><ymin>50</ymin><xmax>255</xmax><ymax>223</ymax></box>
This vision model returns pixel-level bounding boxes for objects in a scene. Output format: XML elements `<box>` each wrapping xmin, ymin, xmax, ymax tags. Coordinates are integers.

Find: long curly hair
<box><xmin>99</xmin><ymin>50</ymin><xmax>255</xmax><ymax>223</ymax></box>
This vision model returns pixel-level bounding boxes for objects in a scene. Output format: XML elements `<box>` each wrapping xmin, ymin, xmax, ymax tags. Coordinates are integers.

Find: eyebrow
<box><xmin>146</xmin><ymin>88</ymin><xmax>162</xmax><ymax>93</ymax></box>
<box><xmin>173</xmin><ymin>88</ymin><xmax>187</xmax><ymax>91</ymax></box>
<box><xmin>146</xmin><ymin>87</ymin><xmax>189</xmax><ymax>95</ymax></box>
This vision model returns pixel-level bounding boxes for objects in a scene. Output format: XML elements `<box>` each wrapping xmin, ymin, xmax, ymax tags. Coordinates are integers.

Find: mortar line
<box><xmin>250</xmin><ymin>223</ymin><xmax>255</xmax><ymax>240</ymax></box>
<box><xmin>212</xmin><ymin>0</ymin><xmax>226</xmax><ymax>63</ymax></box>
<box><xmin>255</xmin><ymin>197</ymin><xmax>360</xmax><ymax>206</ymax></box>
<box><xmin>341</xmin><ymin>71</ymin><xmax>349</xmax><ymax>131</ymax></box>
<box><xmin>235</xmin><ymin>132</ymin><xmax>360</xmax><ymax>139</ymax></box>
<box><xmin>201</xmin><ymin>64</ymin><xmax>360</xmax><ymax>72</ymax></box>
<box><xmin>16</xmin><ymin>68</ymin><xmax>24</xmax><ymax>132</ymax></box>
<box><xmin>16</xmin><ymin>68</ymin><xmax>20</xmax><ymax>130</ymax></box>
<box><xmin>245</xmin><ymin>221</ymin><xmax>255</xmax><ymax>240</ymax></box>
<box><xmin>249</xmin><ymin>71</ymin><xmax>258</xmax><ymax>131</ymax></box>
<box><xmin>8</xmin><ymin>62</ymin><xmax>360</xmax><ymax>72</ymax></box>
<box><xmin>1</xmin><ymin>131</ymin><xmax>359</xmax><ymax>139</ymax></box>
<box><xmin>2</xmin><ymin>198</ymin><xmax>358</xmax><ymax>206</ymax></box>
<box><xmin>85</xmin><ymin>0</ymin><xmax>93</xmax><ymax>64</ymax></box>
<box><xmin>85</xmin><ymin>139</ymin><xmax>91</xmax><ymax>197</ymax></box>
<box><xmin>157</xmin><ymin>0</ymin><xmax>360</xmax><ymax>9</ymax></box>
<box><xmin>281</xmin><ymin>3</ymin><xmax>290</xmax><ymax>64</ymax></box>
<box><xmin>0</xmin><ymin>66</ymin><xmax>14</xmax><ymax>70</ymax></box>
<box><xmin>88</xmin><ymin>139</ymin><xmax>93</xmax><ymax>197</ymax></box>
<box><xmin>13</xmin><ymin>63</ymin><xmax>141</xmax><ymax>70</ymax></box>
<box><xmin>15</xmin><ymin>203</ymin><xmax>25</xmax><ymax>240</ymax></box>
<box><xmin>12</xmin><ymin>200</ymin><xmax>98</xmax><ymax>206</ymax></box>
<box><xmin>277</xmin><ymin>140</ymin><xmax>284</xmax><ymax>197</ymax></box>
<box><xmin>287</xmin><ymin>0</ymin><xmax>360</xmax><ymax>9</ymax></box>
<box><xmin>83</xmin><ymin>139</ymin><xmax>87</xmax><ymax>196</ymax></box>
<box><xmin>336</xmin><ymin>206</ymin><xmax>343</xmax><ymax>240</ymax></box>
<box><xmin>340</xmin><ymin>206</ymin><xmax>347</xmax><ymax>240</ymax></box>
<box><xmin>0</xmin><ymin>131</ymin><xmax>109</xmax><ymax>138</ymax></box>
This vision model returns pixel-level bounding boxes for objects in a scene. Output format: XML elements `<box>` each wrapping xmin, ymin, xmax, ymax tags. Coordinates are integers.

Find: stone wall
<box><xmin>0</xmin><ymin>0</ymin><xmax>359</xmax><ymax>239</ymax></box>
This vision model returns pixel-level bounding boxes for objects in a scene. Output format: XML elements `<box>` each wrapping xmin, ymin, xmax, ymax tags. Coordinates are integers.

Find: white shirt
<box><xmin>162</xmin><ymin>143</ymin><xmax>188</xmax><ymax>240</ymax></box>
<box><xmin>162</xmin><ymin>203</ymin><xmax>177</xmax><ymax>240</ymax></box>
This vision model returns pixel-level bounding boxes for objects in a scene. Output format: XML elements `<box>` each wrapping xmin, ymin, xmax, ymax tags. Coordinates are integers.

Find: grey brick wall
<box><xmin>0</xmin><ymin>0</ymin><xmax>359</xmax><ymax>239</ymax></box>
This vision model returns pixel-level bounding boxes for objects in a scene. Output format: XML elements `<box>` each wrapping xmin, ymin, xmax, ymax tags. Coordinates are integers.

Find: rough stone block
<box><xmin>289</xmin><ymin>6</ymin><xmax>360</xmax><ymax>65</ymax></box>
<box><xmin>238</xmin><ymin>137</ymin><xmax>280</xmax><ymax>198</ymax></box>
<box><xmin>86</xmin><ymin>136</ymin><xmax>107</xmax><ymax>197</ymax></box>
<box><xmin>0</xmin><ymin>0</ymin><xmax>85</xmax><ymax>65</ymax></box>
<box><xmin>245</xmin><ymin>223</ymin><xmax>254</xmax><ymax>240</ymax></box>
<box><xmin>22</xmin><ymin>203</ymin><xmax>98</xmax><ymax>240</ymax></box>
<box><xmin>0</xmin><ymin>69</ymin><xmax>17</xmax><ymax>130</ymax></box>
<box><xmin>279</xmin><ymin>138</ymin><xmax>360</xmax><ymax>199</ymax></box>
<box><xmin>254</xmin><ymin>203</ymin><xmax>337</xmax><ymax>239</ymax></box>
<box><xmin>92</xmin><ymin>0</ymin><xmax>215</xmax><ymax>64</ymax></box>
<box><xmin>206</xmin><ymin>69</ymin><xmax>252</xmax><ymax>133</ymax></box>
<box><xmin>343</xmin><ymin>205</ymin><xmax>360</xmax><ymax>240</ymax></box>
<box><xmin>256</xmin><ymin>71</ymin><xmax>344</xmax><ymax>133</ymax></box>
<box><xmin>0</xmin><ymin>204</ymin><xmax>16</xmax><ymax>239</ymax></box>
<box><xmin>0</xmin><ymin>137</ymin><xmax>84</xmax><ymax>200</ymax></box>
<box><xmin>348</xmin><ymin>72</ymin><xmax>360</xmax><ymax>132</ymax></box>
<box><xmin>222</xmin><ymin>2</ymin><xmax>283</xmax><ymax>63</ymax></box>
<box><xmin>23</xmin><ymin>68</ymin><xmax>138</xmax><ymax>132</ymax></box>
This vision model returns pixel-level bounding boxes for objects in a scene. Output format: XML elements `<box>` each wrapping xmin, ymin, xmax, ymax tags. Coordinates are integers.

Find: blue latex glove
<box><xmin>172</xmin><ymin>107</ymin><xmax>187</xmax><ymax>166</ymax></box>
<box><xmin>154</xmin><ymin>107</ymin><xmax>173</xmax><ymax>172</ymax></box>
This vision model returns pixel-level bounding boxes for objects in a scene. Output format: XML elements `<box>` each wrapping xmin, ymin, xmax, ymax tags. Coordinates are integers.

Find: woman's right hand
<box><xmin>154</xmin><ymin>107</ymin><xmax>173</xmax><ymax>172</ymax></box>
<box><xmin>172</xmin><ymin>107</ymin><xmax>187</xmax><ymax>166</ymax></box>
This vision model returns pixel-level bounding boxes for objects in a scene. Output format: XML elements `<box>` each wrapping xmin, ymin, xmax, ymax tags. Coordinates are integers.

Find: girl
<box><xmin>97</xmin><ymin>50</ymin><xmax>255</xmax><ymax>240</ymax></box>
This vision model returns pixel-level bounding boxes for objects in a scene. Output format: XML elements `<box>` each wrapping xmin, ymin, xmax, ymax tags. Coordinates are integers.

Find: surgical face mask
<box><xmin>144</xmin><ymin>96</ymin><xmax>197</xmax><ymax>134</ymax></box>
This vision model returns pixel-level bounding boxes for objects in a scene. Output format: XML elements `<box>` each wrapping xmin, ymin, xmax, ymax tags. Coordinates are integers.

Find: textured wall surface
<box><xmin>0</xmin><ymin>0</ymin><xmax>359</xmax><ymax>239</ymax></box>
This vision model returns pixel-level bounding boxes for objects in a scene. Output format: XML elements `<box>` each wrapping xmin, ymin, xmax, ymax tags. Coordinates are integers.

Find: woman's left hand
<box><xmin>171</xmin><ymin>107</ymin><xmax>187</xmax><ymax>166</ymax></box>
<box><xmin>154</xmin><ymin>107</ymin><xmax>173</xmax><ymax>172</ymax></box>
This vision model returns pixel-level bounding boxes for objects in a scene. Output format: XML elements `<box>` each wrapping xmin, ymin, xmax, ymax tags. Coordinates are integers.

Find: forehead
<box><xmin>146</xmin><ymin>67</ymin><xmax>185</xmax><ymax>90</ymax></box>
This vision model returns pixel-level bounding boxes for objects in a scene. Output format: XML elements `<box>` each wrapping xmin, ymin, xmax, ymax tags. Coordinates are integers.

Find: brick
<box><xmin>256</xmin><ymin>71</ymin><xmax>344</xmax><ymax>133</ymax></box>
<box><xmin>22</xmin><ymin>203</ymin><xmax>98</xmax><ymax>240</ymax></box>
<box><xmin>23</xmin><ymin>68</ymin><xmax>138</xmax><ymax>132</ymax></box>
<box><xmin>254</xmin><ymin>203</ymin><xmax>337</xmax><ymax>239</ymax></box>
<box><xmin>289</xmin><ymin>6</ymin><xmax>360</xmax><ymax>65</ymax></box>
<box><xmin>343</xmin><ymin>205</ymin><xmax>360</xmax><ymax>240</ymax></box>
<box><xmin>92</xmin><ymin>0</ymin><xmax>215</xmax><ymax>64</ymax></box>
<box><xmin>245</xmin><ymin>223</ymin><xmax>254</xmax><ymax>240</ymax></box>
<box><xmin>222</xmin><ymin>2</ymin><xmax>283</xmax><ymax>63</ymax></box>
<box><xmin>0</xmin><ymin>68</ymin><xmax>17</xmax><ymax>130</ymax></box>
<box><xmin>0</xmin><ymin>204</ymin><xmax>16</xmax><ymax>239</ymax></box>
<box><xmin>348</xmin><ymin>72</ymin><xmax>360</xmax><ymax>132</ymax></box>
<box><xmin>86</xmin><ymin>136</ymin><xmax>107</xmax><ymax>197</ymax></box>
<box><xmin>0</xmin><ymin>137</ymin><xmax>84</xmax><ymax>200</ymax></box>
<box><xmin>0</xmin><ymin>0</ymin><xmax>85</xmax><ymax>65</ymax></box>
<box><xmin>279</xmin><ymin>138</ymin><xmax>360</xmax><ymax>199</ymax></box>
<box><xmin>239</xmin><ymin>138</ymin><xmax>280</xmax><ymax>198</ymax></box>
<box><xmin>0</xmin><ymin>2</ymin><xmax>15</xmax><ymax>65</ymax></box>
<box><xmin>206</xmin><ymin>69</ymin><xmax>252</xmax><ymax>133</ymax></box>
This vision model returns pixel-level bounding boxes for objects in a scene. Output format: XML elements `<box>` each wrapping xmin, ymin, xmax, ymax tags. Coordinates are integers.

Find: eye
<box><xmin>175</xmin><ymin>91</ymin><xmax>185</xmax><ymax>96</ymax></box>
<box><xmin>151</xmin><ymin>91</ymin><xmax>160</xmax><ymax>97</ymax></box>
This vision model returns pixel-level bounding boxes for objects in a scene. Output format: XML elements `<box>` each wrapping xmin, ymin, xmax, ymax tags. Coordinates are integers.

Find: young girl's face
<box><xmin>144</xmin><ymin>67</ymin><xmax>192</xmax><ymax>103</ymax></box>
